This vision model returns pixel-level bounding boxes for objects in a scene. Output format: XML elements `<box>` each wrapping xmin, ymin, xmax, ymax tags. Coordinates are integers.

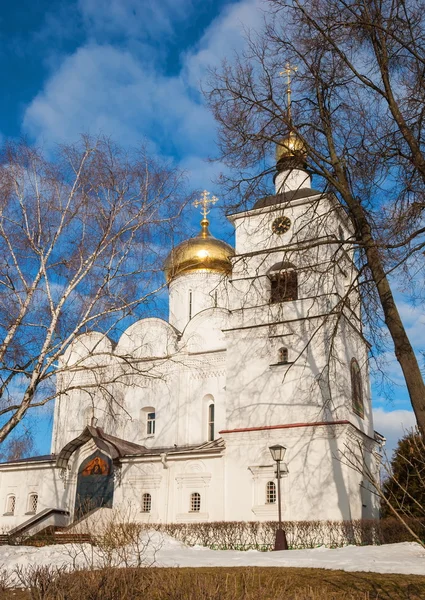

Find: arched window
<box><xmin>141</xmin><ymin>407</ymin><xmax>156</xmax><ymax>436</ymax></box>
<box><xmin>141</xmin><ymin>493</ymin><xmax>151</xmax><ymax>513</ymax></box>
<box><xmin>278</xmin><ymin>347</ymin><xmax>289</xmax><ymax>364</ymax></box>
<box><xmin>5</xmin><ymin>495</ymin><xmax>16</xmax><ymax>515</ymax></box>
<box><xmin>208</xmin><ymin>403</ymin><xmax>215</xmax><ymax>441</ymax></box>
<box><xmin>266</xmin><ymin>481</ymin><xmax>277</xmax><ymax>504</ymax></box>
<box><xmin>190</xmin><ymin>492</ymin><xmax>201</xmax><ymax>512</ymax></box>
<box><xmin>351</xmin><ymin>358</ymin><xmax>364</xmax><ymax>418</ymax></box>
<box><xmin>27</xmin><ymin>493</ymin><xmax>38</xmax><ymax>515</ymax></box>
<box><xmin>269</xmin><ymin>262</ymin><xmax>298</xmax><ymax>303</ymax></box>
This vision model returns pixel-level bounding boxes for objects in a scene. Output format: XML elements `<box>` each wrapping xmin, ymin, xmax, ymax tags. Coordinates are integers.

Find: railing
<box><xmin>3</xmin><ymin>508</ymin><xmax>70</xmax><ymax>544</ymax></box>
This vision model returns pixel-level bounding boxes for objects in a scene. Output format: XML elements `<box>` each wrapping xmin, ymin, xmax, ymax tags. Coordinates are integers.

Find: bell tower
<box><xmin>223</xmin><ymin>76</ymin><xmax>374</xmax><ymax>441</ymax></box>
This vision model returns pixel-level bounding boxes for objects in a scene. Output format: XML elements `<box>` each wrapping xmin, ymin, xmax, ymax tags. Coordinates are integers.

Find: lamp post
<box><xmin>269</xmin><ymin>444</ymin><xmax>288</xmax><ymax>551</ymax></box>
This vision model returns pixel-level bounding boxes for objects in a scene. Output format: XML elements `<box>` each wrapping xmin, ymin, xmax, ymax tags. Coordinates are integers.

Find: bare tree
<box><xmin>204</xmin><ymin>0</ymin><xmax>425</xmax><ymax>431</ymax></box>
<box><xmin>0</xmin><ymin>137</ymin><xmax>190</xmax><ymax>443</ymax></box>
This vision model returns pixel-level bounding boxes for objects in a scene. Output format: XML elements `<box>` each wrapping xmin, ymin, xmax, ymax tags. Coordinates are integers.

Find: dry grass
<box><xmin>3</xmin><ymin>567</ymin><xmax>425</xmax><ymax>600</ymax></box>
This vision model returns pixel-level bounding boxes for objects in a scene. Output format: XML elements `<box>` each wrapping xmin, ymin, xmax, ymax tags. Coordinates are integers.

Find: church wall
<box><xmin>0</xmin><ymin>462</ymin><xmax>65</xmax><ymax>530</ymax></box>
<box><xmin>103</xmin><ymin>453</ymin><xmax>225</xmax><ymax>524</ymax></box>
<box><xmin>221</xmin><ymin>424</ymin><xmax>374</xmax><ymax>522</ymax></box>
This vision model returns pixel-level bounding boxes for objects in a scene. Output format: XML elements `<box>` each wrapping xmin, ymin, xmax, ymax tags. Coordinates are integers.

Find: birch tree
<box><xmin>0</xmin><ymin>137</ymin><xmax>189</xmax><ymax>443</ymax></box>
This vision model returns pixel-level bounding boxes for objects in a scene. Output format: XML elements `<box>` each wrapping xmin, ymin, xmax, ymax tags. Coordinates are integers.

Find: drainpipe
<box><xmin>160</xmin><ymin>453</ymin><xmax>170</xmax><ymax>524</ymax></box>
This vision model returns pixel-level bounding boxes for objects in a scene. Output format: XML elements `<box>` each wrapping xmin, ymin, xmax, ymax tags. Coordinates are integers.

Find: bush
<box><xmin>152</xmin><ymin>518</ymin><xmax>425</xmax><ymax>550</ymax></box>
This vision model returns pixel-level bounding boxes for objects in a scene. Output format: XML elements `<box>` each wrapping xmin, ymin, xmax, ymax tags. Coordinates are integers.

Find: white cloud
<box><xmin>78</xmin><ymin>0</ymin><xmax>195</xmax><ymax>39</ymax></box>
<box><xmin>22</xmin><ymin>44</ymin><xmax>216</xmax><ymax>157</ymax></box>
<box><xmin>22</xmin><ymin>0</ymin><xmax>264</xmax><ymax>179</ymax></box>
<box><xmin>182</xmin><ymin>0</ymin><xmax>263</xmax><ymax>89</ymax></box>
<box><xmin>373</xmin><ymin>407</ymin><xmax>417</xmax><ymax>458</ymax></box>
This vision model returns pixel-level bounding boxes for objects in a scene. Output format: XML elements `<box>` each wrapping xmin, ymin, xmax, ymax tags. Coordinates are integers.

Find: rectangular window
<box><xmin>142</xmin><ymin>493</ymin><xmax>151</xmax><ymax>513</ymax></box>
<box><xmin>28</xmin><ymin>494</ymin><xmax>38</xmax><ymax>514</ymax></box>
<box><xmin>189</xmin><ymin>290</ymin><xmax>193</xmax><ymax>320</ymax></box>
<box><xmin>6</xmin><ymin>496</ymin><xmax>16</xmax><ymax>515</ymax></box>
<box><xmin>190</xmin><ymin>492</ymin><xmax>201</xmax><ymax>512</ymax></box>
<box><xmin>208</xmin><ymin>404</ymin><xmax>215</xmax><ymax>441</ymax></box>
<box><xmin>270</xmin><ymin>271</ymin><xmax>298</xmax><ymax>303</ymax></box>
<box><xmin>147</xmin><ymin>412</ymin><xmax>156</xmax><ymax>435</ymax></box>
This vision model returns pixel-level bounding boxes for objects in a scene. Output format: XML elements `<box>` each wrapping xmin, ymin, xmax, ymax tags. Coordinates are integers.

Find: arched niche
<box><xmin>181</xmin><ymin>308</ymin><xmax>229</xmax><ymax>353</ymax></box>
<box><xmin>116</xmin><ymin>318</ymin><xmax>178</xmax><ymax>359</ymax></box>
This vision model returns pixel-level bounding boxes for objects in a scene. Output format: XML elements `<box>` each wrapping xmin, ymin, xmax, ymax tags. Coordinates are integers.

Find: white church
<box><xmin>0</xmin><ymin>131</ymin><xmax>382</xmax><ymax>533</ymax></box>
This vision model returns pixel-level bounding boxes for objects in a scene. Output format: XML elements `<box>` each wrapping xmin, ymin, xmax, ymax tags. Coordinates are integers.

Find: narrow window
<box><xmin>338</xmin><ymin>225</ymin><xmax>345</xmax><ymax>241</ymax></box>
<box><xmin>208</xmin><ymin>403</ymin><xmax>215</xmax><ymax>441</ymax></box>
<box><xmin>350</xmin><ymin>358</ymin><xmax>364</xmax><ymax>418</ymax></box>
<box><xmin>214</xmin><ymin>290</ymin><xmax>218</xmax><ymax>307</ymax></box>
<box><xmin>266</xmin><ymin>481</ymin><xmax>276</xmax><ymax>504</ymax></box>
<box><xmin>278</xmin><ymin>347</ymin><xmax>288</xmax><ymax>364</ymax></box>
<box><xmin>142</xmin><ymin>493</ymin><xmax>151</xmax><ymax>513</ymax></box>
<box><xmin>6</xmin><ymin>495</ymin><xmax>16</xmax><ymax>515</ymax></box>
<box><xmin>189</xmin><ymin>290</ymin><xmax>193</xmax><ymax>320</ymax></box>
<box><xmin>190</xmin><ymin>492</ymin><xmax>201</xmax><ymax>512</ymax></box>
<box><xmin>147</xmin><ymin>412</ymin><xmax>156</xmax><ymax>435</ymax></box>
<box><xmin>270</xmin><ymin>270</ymin><xmax>298</xmax><ymax>303</ymax></box>
<box><xmin>27</xmin><ymin>493</ymin><xmax>38</xmax><ymax>514</ymax></box>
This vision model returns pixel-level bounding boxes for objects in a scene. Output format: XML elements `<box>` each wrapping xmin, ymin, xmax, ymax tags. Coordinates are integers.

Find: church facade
<box><xmin>0</xmin><ymin>135</ymin><xmax>382</xmax><ymax>531</ymax></box>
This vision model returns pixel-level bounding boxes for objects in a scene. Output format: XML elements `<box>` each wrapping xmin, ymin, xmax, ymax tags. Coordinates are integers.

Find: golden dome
<box><xmin>276</xmin><ymin>131</ymin><xmax>307</xmax><ymax>163</ymax></box>
<box><xmin>164</xmin><ymin>218</ymin><xmax>234</xmax><ymax>284</ymax></box>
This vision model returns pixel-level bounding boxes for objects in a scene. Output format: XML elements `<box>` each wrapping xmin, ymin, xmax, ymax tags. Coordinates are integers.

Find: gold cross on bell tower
<box><xmin>193</xmin><ymin>190</ymin><xmax>218</xmax><ymax>220</ymax></box>
<box><xmin>280</xmin><ymin>62</ymin><xmax>298</xmax><ymax>124</ymax></box>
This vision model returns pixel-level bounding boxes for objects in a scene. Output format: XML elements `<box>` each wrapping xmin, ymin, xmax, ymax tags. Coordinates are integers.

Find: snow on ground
<box><xmin>1</xmin><ymin>534</ymin><xmax>424</xmax><ymax>581</ymax></box>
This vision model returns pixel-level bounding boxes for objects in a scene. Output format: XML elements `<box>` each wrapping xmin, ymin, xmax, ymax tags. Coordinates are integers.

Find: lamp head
<box><xmin>269</xmin><ymin>444</ymin><xmax>287</xmax><ymax>462</ymax></box>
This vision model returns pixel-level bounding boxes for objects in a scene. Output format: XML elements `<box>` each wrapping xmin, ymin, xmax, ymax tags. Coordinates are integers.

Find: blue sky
<box><xmin>0</xmin><ymin>0</ymin><xmax>420</xmax><ymax>457</ymax></box>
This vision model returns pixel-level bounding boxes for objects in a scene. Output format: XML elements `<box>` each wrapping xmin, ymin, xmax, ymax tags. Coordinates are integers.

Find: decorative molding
<box><xmin>175</xmin><ymin>473</ymin><xmax>212</xmax><ymax>489</ymax></box>
<box><xmin>251</xmin><ymin>505</ymin><xmax>278</xmax><ymax>517</ymax></box>
<box><xmin>191</xmin><ymin>369</ymin><xmax>226</xmax><ymax>380</ymax></box>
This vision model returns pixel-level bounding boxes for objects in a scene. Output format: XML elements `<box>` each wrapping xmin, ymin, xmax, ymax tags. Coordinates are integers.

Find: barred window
<box><xmin>266</xmin><ymin>481</ymin><xmax>276</xmax><ymax>504</ymax></box>
<box><xmin>278</xmin><ymin>347</ymin><xmax>288</xmax><ymax>364</ymax></box>
<box><xmin>350</xmin><ymin>358</ymin><xmax>364</xmax><ymax>418</ymax></box>
<box><xmin>141</xmin><ymin>493</ymin><xmax>151</xmax><ymax>513</ymax></box>
<box><xmin>190</xmin><ymin>492</ymin><xmax>201</xmax><ymax>512</ymax></box>
<box><xmin>28</xmin><ymin>493</ymin><xmax>38</xmax><ymax>514</ymax></box>
<box><xmin>6</xmin><ymin>495</ymin><xmax>16</xmax><ymax>515</ymax></box>
<box><xmin>270</xmin><ymin>270</ymin><xmax>298</xmax><ymax>303</ymax></box>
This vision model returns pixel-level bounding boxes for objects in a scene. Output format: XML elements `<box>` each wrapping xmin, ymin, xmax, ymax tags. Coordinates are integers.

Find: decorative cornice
<box><xmin>219</xmin><ymin>420</ymin><xmax>350</xmax><ymax>434</ymax></box>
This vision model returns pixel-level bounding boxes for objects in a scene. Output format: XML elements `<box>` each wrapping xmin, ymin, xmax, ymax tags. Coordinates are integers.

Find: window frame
<box><xmin>5</xmin><ymin>494</ymin><xmax>16</xmax><ymax>516</ymax></box>
<box><xmin>278</xmin><ymin>347</ymin><xmax>289</xmax><ymax>364</ymax></box>
<box><xmin>190</xmin><ymin>492</ymin><xmax>201</xmax><ymax>512</ymax></box>
<box><xmin>147</xmin><ymin>412</ymin><xmax>156</xmax><ymax>436</ymax></box>
<box><xmin>269</xmin><ymin>269</ymin><xmax>298</xmax><ymax>304</ymax></box>
<box><xmin>266</xmin><ymin>481</ymin><xmax>277</xmax><ymax>504</ymax></box>
<box><xmin>208</xmin><ymin>403</ymin><xmax>215</xmax><ymax>441</ymax></box>
<box><xmin>350</xmin><ymin>358</ymin><xmax>364</xmax><ymax>418</ymax></box>
<box><xmin>141</xmin><ymin>492</ymin><xmax>152</xmax><ymax>513</ymax></box>
<box><xmin>27</xmin><ymin>493</ymin><xmax>38</xmax><ymax>515</ymax></box>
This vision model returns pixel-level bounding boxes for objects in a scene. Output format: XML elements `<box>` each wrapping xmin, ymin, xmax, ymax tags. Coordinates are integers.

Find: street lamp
<box><xmin>269</xmin><ymin>444</ymin><xmax>288</xmax><ymax>551</ymax></box>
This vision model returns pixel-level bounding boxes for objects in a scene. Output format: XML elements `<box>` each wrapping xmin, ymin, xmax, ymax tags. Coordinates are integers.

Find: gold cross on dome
<box><xmin>193</xmin><ymin>190</ymin><xmax>218</xmax><ymax>219</ymax></box>
<box><xmin>279</xmin><ymin>62</ymin><xmax>298</xmax><ymax>123</ymax></box>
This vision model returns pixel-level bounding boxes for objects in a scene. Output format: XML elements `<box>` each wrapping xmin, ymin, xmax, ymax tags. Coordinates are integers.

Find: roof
<box><xmin>56</xmin><ymin>427</ymin><xmax>225</xmax><ymax>470</ymax></box>
<box><xmin>56</xmin><ymin>426</ymin><xmax>147</xmax><ymax>469</ymax></box>
<box><xmin>0</xmin><ymin>454</ymin><xmax>55</xmax><ymax>466</ymax></box>
<box><xmin>253</xmin><ymin>188</ymin><xmax>323</xmax><ymax>209</ymax></box>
